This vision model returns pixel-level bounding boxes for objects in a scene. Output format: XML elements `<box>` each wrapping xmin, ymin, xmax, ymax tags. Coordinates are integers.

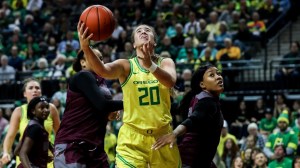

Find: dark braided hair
<box><xmin>178</xmin><ymin>64</ymin><xmax>215</xmax><ymax>118</ymax></box>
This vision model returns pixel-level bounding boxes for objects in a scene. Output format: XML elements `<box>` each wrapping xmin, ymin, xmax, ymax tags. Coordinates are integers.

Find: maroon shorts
<box><xmin>54</xmin><ymin>141</ymin><xmax>109</xmax><ymax>168</ymax></box>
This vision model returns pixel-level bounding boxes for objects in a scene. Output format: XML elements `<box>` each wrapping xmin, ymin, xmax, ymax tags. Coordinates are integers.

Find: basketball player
<box><xmin>78</xmin><ymin>22</ymin><xmax>181</xmax><ymax>167</ymax></box>
<box><xmin>54</xmin><ymin>49</ymin><xmax>123</xmax><ymax>167</ymax></box>
<box><xmin>152</xmin><ymin>65</ymin><xmax>224</xmax><ymax>168</ymax></box>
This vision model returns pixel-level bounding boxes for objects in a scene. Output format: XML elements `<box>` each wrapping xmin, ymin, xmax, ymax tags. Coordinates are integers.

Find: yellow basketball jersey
<box><xmin>121</xmin><ymin>57</ymin><xmax>172</xmax><ymax>131</ymax></box>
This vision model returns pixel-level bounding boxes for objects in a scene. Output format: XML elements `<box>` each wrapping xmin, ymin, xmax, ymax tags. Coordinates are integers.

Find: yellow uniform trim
<box><xmin>288</xmin><ymin>142</ymin><xmax>298</xmax><ymax>150</ymax></box>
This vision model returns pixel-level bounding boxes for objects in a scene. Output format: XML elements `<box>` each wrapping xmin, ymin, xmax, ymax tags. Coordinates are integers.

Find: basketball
<box><xmin>79</xmin><ymin>5</ymin><xmax>116</xmax><ymax>42</ymax></box>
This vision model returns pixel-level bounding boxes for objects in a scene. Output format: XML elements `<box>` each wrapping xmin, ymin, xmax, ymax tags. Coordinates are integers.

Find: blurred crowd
<box><xmin>0</xmin><ymin>0</ymin><xmax>300</xmax><ymax>167</ymax></box>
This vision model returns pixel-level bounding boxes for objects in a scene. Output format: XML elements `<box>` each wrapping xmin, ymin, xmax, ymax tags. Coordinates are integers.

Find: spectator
<box><xmin>176</xmin><ymin>37</ymin><xmax>198</xmax><ymax>64</ymax></box>
<box><xmin>232</xmin><ymin>156</ymin><xmax>244</xmax><ymax>168</ymax></box>
<box><xmin>242</xmin><ymin>135</ymin><xmax>256</xmax><ymax>152</ymax></box>
<box><xmin>273</xmin><ymin>0</ymin><xmax>291</xmax><ymax>12</ymax></box>
<box><xmin>216</xmin><ymin>38</ymin><xmax>241</xmax><ymax>88</ymax></box>
<box><xmin>115</xmin><ymin>30</ymin><xmax>130</xmax><ymax>53</ymax></box>
<box><xmin>294</xmin><ymin>155</ymin><xmax>300</xmax><ymax>168</ymax></box>
<box><xmin>213</xmin><ymin>153</ymin><xmax>226</xmax><ymax>168</ymax></box>
<box><xmin>253</xmin><ymin>152</ymin><xmax>268</xmax><ymax>168</ymax></box>
<box><xmin>61</xmin><ymin>42</ymin><xmax>77</xmax><ymax>67</ymax></box>
<box><xmin>219</xmin><ymin>1</ymin><xmax>236</xmax><ymax>25</ymax></box>
<box><xmin>175</xmin><ymin>68</ymin><xmax>192</xmax><ymax>93</ymax></box>
<box><xmin>216</xmin><ymin>38</ymin><xmax>241</xmax><ymax>61</ymax></box>
<box><xmin>51</xmin><ymin>77</ymin><xmax>67</xmax><ymax>118</ymax></box>
<box><xmin>48</xmin><ymin>54</ymin><xmax>67</xmax><ymax>78</ymax></box>
<box><xmin>20</xmin><ymin>14</ymin><xmax>39</xmax><ymax>37</ymax></box>
<box><xmin>57</xmin><ymin>30</ymin><xmax>79</xmax><ymax>53</ymax></box>
<box><xmin>32</xmin><ymin>57</ymin><xmax>49</xmax><ymax>80</ymax></box>
<box><xmin>46</xmin><ymin>36</ymin><xmax>58</xmax><ymax>62</ymax></box>
<box><xmin>118</xmin><ymin>42</ymin><xmax>134</xmax><ymax>59</ymax></box>
<box><xmin>26</xmin><ymin>0</ymin><xmax>43</xmax><ymax>12</ymax></box>
<box><xmin>258</xmin><ymin>0</ymin><xmax>280</xmax><ymax>26</ymax></box>
<box><xmin>165</xmin><ymin>16</ymin><xmax>179</xmax><ymax>38</ymax></box>
<box><xmin>252</xmin><ymin>98</ymin><xmax>267</xmax><ymax>122</ymax></box>
<box><xmin>194</xmin><ymin>47</ymin><xmax>221</xmax><ymax>71</ymax></box>
<box><xmin>104</xmin><ymin>121</ymin><xmax>117</xmax><ymax>168</ymax></box>
<box><xmin>259</xmin><ymin>108</ymin><xmax>277</xmax><ymax>137</ymax></box>
<box><xmin>231</xmin><ymin>100</ymin><xmax>250</xmax><ymax>140</ymax></box>
<box><xmin>274</xmin><ymin>41</ymin><xmax>300</xmax><ymax>89</ymax></box>
<box><xmin>246</xmin><ymin>123</ymin><xmax>265</xmax><ymax>150</ymax></box>
<box><xmin>196</xmin><ymin>19</ymin><xmax>210</xmax><ymax>46</ymax></box>
<box><xmin>23</xmin><ymin>47</ymin><xmax>38</xmax><ymax>71</ymax></box>
<box><xmin>0</xmin><ymin>1</ymin><xmax>11</xmax><ymax>17</ymax></box>
<box><xmin>206</xmin><ymin>11</ymin><xmax>221</xmax><ymax>35</ymax></box>
<box><xmin>217</xmin><ymin>120</ymin><xmax>238</xmax><ymax>157</ymax></box>
<box><xmin>156</xmin><ymin>35</ymin><xmax>178</xmax><ymax>62</ymax></box>
<box><xmin>0</xmin><ymin>108</ymin><xmax>9</xmax><ymax>141</ymax></box>
<box><xmin>247</xmin><ymin>12</ymin><xmax>266</xmax><ymax>37</ymax></box>
<box><xmin>214</xmin><ymin>21</ymin><xmax>232</xmax><ymax>49</ymax></box>
<box><xmin>0</xmin><ymin>55</ymin><xmax>15</xmax><ymax>84</ymax></box>
<box><xmin>20</xmin><ymin>34</ymin><xmax>39</xmax><ymax>59</ymax></box>
<box><xmin>111</xmin><ymin>19</ymin><xmax>125</xmax><ymax>41</ymax></box>
<box><xmin>194</xmin><ymin>0</ymin><xmax>213</xmax><ymax>19</ymax></box>
<box><xmin>233</xmin><ymin>19</ymin><xmax>256</xmax><ymax>59</ymax></box>
<box><xmin>229</xmin><ymin>11</ymin><xmax>242</xmax><ymax>33</ymax></box>
<box><xmin>268</xmin><ymin>143</ymin><xmax>293</xmax><ymax>167</ymax></box>
<box><xmin>199</xmin><ymin>38</ymin><xmax>218</xmax><ymax>59</ymax></box>
<box><xmin>292</xmin><ymin>110</ymin><xmax>300</xmax><ymax>155</ymax></box>
<box><xmin>140</xmin><ymin>0</ymin><xmax>157</xmax><ymax>25</ymax></box>
<box><xmin>130</xmin><ymin>8</ymin><xmax>143</xmax><ymax>27</ymax></box>
<box><xmin>38</xmin><ymin>22</ymin><xmax>59</xmax><ymax>45</ymax></box>
<box><xmin>273</xmin><ymin>94</ymin><xmax>288</xmax><ymax>118</ymax></box>
<box><xmin>251</xmin><ymin>148</ymin><xmax>263</xmax><ymax>166</ymax></box>
<box><xmin>264</xmin><ymin>111</ymin><xmax>298</xmax><ymax>159</ymax></box>
<box><xmin>237</xmin><ymin>0</ymin><xmax>253</xmax><ymax>20</ymax></box>
<box><xmin>112</xmin><ymin>85</ymin><xmax>123</xmax><ymax>136</ymax></box>
<box><xmin>8</xmin><ymin>45</ymin><xmax>23</xmax><ymax>72</ymax></box>
<box><xmin>222</xmin><ymin>138</ymin><xmax>240</xmax><ymax>168</ymax></box>
<box><xmin>291</xmin><ymin>100</ymin><xmax>300</xmax><ymax>126</ymax></box>
<box><xmin>183</xmin><ymin>11</ymin><xmax>200</xmax><ymax>36</ymax></box>
<box><xmin>243</xmin><ymin>148</ymin><xmax>253</xmax><ymax>168</ymax></box>
<box><xmin>171</xmin><ymin>23</ymin><xmax>185</xmax><ymax>47</ymax></box>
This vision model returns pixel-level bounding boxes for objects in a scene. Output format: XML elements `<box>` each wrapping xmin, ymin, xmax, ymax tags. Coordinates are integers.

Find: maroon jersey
<box><xmin>55</xmin><ymin>71</ymin><xmax>123</xmax><ymax>148</ymax></box>
<box><xmin>18</xmin><ymin>120</ymin><xmax>49</xmax><ymax>168</ymax></box>
<box><xmin>179</xmin><ymin>91</ymin><xmax>223</xmax><ymax>168</ymax></box>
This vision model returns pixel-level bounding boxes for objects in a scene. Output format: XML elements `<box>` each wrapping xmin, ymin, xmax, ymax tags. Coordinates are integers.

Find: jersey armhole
<box><xmin>120</xmin><ymin>59</ymin><xmax>133</xmax><ymax>87</ymax></box>
<box><xmin>158</xmin><ymin>56</ymin><xmax>165</xmax><ymax>66</ymax></box>
<box><xmin>20</xmin><ymin>104</ymin><xmax>27</xmax><ymax>120</ymax></box>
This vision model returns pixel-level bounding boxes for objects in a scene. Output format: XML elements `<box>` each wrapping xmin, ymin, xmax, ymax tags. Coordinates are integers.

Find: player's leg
<box><xmin>115</xmin><ymin>125</ymin><xmax>149</xmax><ymax>168</ymax></box>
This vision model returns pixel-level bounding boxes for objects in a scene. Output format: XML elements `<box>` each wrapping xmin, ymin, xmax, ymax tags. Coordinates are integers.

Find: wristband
<box><xmin>147</xmin><ymin>61</ymin><xmax>158</xmax><ymax>73</ymax></box>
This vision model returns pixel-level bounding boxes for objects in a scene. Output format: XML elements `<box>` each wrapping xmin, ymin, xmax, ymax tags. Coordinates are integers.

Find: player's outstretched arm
<box><xmin>151</xmin><ymin>125</ymin><xmax>187</xmax><ymax>150</ymax></box>
<box><xmin>152</xmin><ymin>57</ymin><xmax>177</xmax><ymax>88</ymax></box>
<box><xmin>77</xmin><ymin>22</ymin><xmax>125</xmax><ymax>79</ymax></box>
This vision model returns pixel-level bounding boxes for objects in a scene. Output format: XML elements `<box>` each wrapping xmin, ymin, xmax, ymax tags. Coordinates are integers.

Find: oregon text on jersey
<box><xmin>133</xmin><ymin>80</ymin><xmax>159</xmax><ymax>84</ymax></box>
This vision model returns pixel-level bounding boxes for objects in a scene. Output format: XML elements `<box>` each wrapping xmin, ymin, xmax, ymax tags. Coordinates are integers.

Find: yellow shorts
<box><xmin>116</xmin><ymin>124</ymin><xmax>181</xmax><ymax>168</ymax></box>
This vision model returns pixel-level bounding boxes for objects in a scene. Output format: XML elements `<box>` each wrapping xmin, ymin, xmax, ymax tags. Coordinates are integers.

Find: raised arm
<box><xmin>77</xmin><ymin>22</ymin><xmax>127</xmax><ymax>79</ymax></box>
<box><xmin>151</xmin><ymin>57</ymin><xmax>177</xmax><ymax>88</ymax></box>
<box><xmin>73</xmin><ymin>71</ymin><xmax>123</xmax><ymax>113</ymax></box>
<box><xmin>139</xmin><ymin>41</ymin><xmax>177</xmax><ymax>88</ymax></box>
<box><xmin>2</xmin><ymin>107</ymin><xmax>21</xmax><ymax>164</ymax></box>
